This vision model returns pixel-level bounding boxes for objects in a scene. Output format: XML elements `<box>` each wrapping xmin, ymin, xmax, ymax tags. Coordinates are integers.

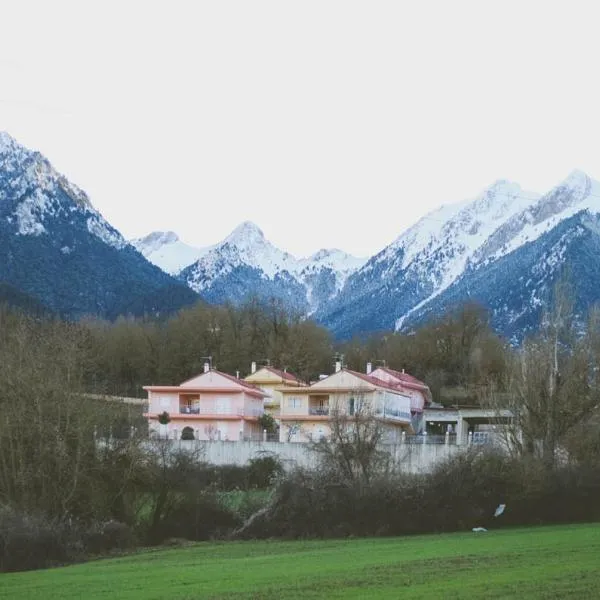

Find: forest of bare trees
<box><xmin>1</xmin><ymin>286</ymin><xmax>600</xmax><ymax>571</ymax></box>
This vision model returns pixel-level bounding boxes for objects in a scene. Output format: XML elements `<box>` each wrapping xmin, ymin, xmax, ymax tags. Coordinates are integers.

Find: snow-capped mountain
<box><xmin>131</xmin><ymin>230</ymin><xmax>210</xmax><ymax>274</ymax></box>
<box><xmin>133</xmin><ymin>220</ymin><xmax>367</xmax><ymax>313</ymax></box>
<box><xmin>0</xmin><ymin>132</ymin><xmax>198</xmax><ymax>318</ymax></box>
<box><xmin>317</xmin><ymin>171</ymin><xmax>600</xmax><ymax>340</ymax></box>
<box><xmin>399</xmin><ymin>170</ymin><xmax>600</xmax><ymax>340</ymax></box>
<box><xmin>1</xmin><ymin>131</ymin><xmax>126</xmax><ymax>248</ymax></box>
<box><xmin>5</xmin><ymin>128</ymin><xmax>599</xmax><ymax>341</ymax></box>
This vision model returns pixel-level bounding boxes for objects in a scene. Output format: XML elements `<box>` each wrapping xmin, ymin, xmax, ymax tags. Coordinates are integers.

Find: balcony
<box><xmin>378</xmin><ymin>407</ymin><xmax>411</xmax><ymax>422</ymax></box>
<box><xmin>178</xmin><ymin>406</ymin><xmax>263</xmax><ymax>417</ymax></box>
<box><xmin>308</xmin><ymin>406</ymin><xmax>330</xmax><ymax>416</ymax></box>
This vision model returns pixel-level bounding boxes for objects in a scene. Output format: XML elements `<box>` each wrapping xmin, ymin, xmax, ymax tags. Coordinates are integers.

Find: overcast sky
<box><xmin>2</xmin><ymin>1</ymin><xmax>600</xmax><ymax>257</ymax></box>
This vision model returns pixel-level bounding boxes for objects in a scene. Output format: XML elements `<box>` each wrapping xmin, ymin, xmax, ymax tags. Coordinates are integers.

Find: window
<box><xmin>159</xmin><ymin>396</ymin><xmax>170</xmax><ymax>409</ymax></box>
<box><xmin>215</xmin><ymin>398</ymin><xmax>231</xmax><ymax>414</ymax></box>
<box><xmin>348</xmin><ymin>397</ymin><xmax>365</xmax><ymax>415</ymax></box>
<box><xmin>287</xmin><ymin>397</ymin><xmax>302</xmax><ymax>409</ymax></box>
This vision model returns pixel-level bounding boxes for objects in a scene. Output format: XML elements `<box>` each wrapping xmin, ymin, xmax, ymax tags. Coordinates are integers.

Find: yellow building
<box><xmin>278</xmin><ymin>368</ymin><xmax>413</xmax><ymax>443</ymax></box>
<box><xmin>243</xmin><ymin>363</ymin><xmax>306</xmax><ymax>417</ymax></box>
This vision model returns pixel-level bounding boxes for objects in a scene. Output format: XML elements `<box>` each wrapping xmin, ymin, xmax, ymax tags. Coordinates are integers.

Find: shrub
<box><xmin>157</xmin><ymin>411</ymin><xmax>171</xmax><ymax>425</ymax></box>
<box><xmin>82</xmin><ymin>520</ymin><xmax>136</xmax><ymax>555</ymax></box>
<box><xmin>0</xmin><ymin>509</ymin><xmax>138</xmax><ymax>572</ymax></box>
<box><xmin>0</xmin><ymin>509</ymin><xmax>80</xmax><ymax>572</ymax></box>
<box><xmin>234</xmin><ymin>450</ymin><xmax>600</xmax><ymax>540</ymax></box>
<box><xmin>146</xmin><ymin>493</ymin><xmax>240</xmax><ymax>544</ymax></box>
<box><xmin>247</xmin><ymin>455</ymin><xmax>283</xmax><ymax>488</ymax></box>
<box><xmin>181</xmin><ymin>426</ymin><xmax>195</xmax><ymax>441</ymax></box>
<box><xmin>257</xmin><ymin>413</ymin><xmax>277</xmax><ymax>433</ymax></box>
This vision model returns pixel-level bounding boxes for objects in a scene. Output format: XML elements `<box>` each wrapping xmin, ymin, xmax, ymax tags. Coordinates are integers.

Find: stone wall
<box><xmin>153</xmin><ymin>439</ymin><xmax>467</xmax><ymax>473</ymax></box>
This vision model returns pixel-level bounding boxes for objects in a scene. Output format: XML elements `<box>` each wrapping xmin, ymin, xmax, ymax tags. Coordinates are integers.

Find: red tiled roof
<box><xmin>372</xmin><ymin>367</ymin><xmax>430</xmax><ymax>391</ymax></box>
<box><xmin>210</xmin><ymin>370</ymin><xmax>266</xmax><ymax>392</ymax></box>
<box><xmin>263</xmin><ymin>366</ymin><xmax>304</xmax><ymax>384</ymax></box>
<box><xmin>179</xmin><ymin>369</ymin><xmax>266</xmax><ymax>393</ymax></box>
<box><xmin>344</xmin><ymin>369</ymin><xmax>412</xmax><ymax>395</ymax></box>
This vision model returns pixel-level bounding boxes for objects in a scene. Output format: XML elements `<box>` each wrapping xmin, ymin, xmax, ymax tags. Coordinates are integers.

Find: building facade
<box><xmin>244</xmin><ymin>363</ymin><xmax>306</xmax><ymax>417</ymax></box>
<box><xmin>144</xmin><ymin>367</ymin><xmax>267</xmax><ymax>441</ymax></box>
<box><xmin>278</xmin><ymin>368</ymin><xmax>413</xmax><ymax>443</ymax></box>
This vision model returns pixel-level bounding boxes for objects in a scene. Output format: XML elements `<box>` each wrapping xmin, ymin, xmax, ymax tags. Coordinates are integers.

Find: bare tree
<box><xmin>310</xmin><ymin>391</ymin><xmax>391</xmax><ymax>484</ymax></box>
<box><xmin>481</xmin><ymin>280</ymin><xmax>600</xmax><ymax>469</ymax></box>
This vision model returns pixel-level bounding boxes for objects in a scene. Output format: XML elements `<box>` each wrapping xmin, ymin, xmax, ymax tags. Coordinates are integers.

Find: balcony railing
<box><xmin>308</xmin><ymin>407</ymin><xmax>330</xmax><ymax>416</ymax></box>
<box><xmin>178</xmin><ymin>406</ymin><xmax>263</xmax><ymax>417</ymax></box>
<box><xmin>378</xmin><ymin>408</ymin><xmax>412</xmax><ymax>421</ymax></box>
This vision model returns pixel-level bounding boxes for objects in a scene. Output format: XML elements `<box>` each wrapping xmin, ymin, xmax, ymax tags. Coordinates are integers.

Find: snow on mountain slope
<box><xmin>1</xmin><ymin>131</ymin><xmax>126</xmax><ymax>249</ymax></box>
<box><xmin>397</xmin><ymin>171</ymin><xmax>600</xmax><ymax>338</ymax></box>
<box><xmin>0</xmin><ymin>131</ymin><xmax>198</xmax><ymax>319</ymax></box>
<box><xmin>179</xmin><ymin>221</ymin><xmax>297</xmax><ymax>291</ymax></box>
<box><xmin>315</xmin><ymin>179</ymin><xmax>541</xmax><ymax>337</ymax></box>
<box><xmin>298</xmin><ymin>248</ymin><xmax>366</xmax><ymax>285</ymax></box>
<box><xmin>317</xmin><ymin>169</ymin><xmax>600</xmax><ymax>340</ymax></box>
<box><xmin>219</xmin><ymin>221</ymin><xmax>299</xmax><ymax>278</ymax></box>
<box><xmin>391</xmin><ymin>180</ymin><xmax>539</xmax><ymax>294</ymax></box>
<box><xmin>474</xmin><ymin>170</ymin><xmax>600</xmax><ymax>268</ymax></box>
<box><xmin>295</xmin><ymin>249</ymin><xmax>367</xmax><ymax>310</ymax></box>
<box><xmin>147</xmin><ymin>221</ymin><xmax>366</xmax><ymax>311</ymax></box>
<box><xmin>401</xmin><ymin>209</ymin><xmax>600</xmax><ymax>342</ymax></box>
<box><xmin>131</xmin><ymin>231</ymin><xmax>211</xmax><ymax>274</ymax></box>
<box><xmin>387</xmin><ymin>181</ymin><xmax>541</xmax><ymax>329</ymax></box>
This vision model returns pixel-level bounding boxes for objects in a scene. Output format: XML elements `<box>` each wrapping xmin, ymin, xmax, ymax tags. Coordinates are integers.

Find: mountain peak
<box><xmin>0</xmin><ymin>131</ymin><xmax>17</xmax><ymax>152</ymax></box>
<box><xmin>225</xmin><ymin>221</ymin><xmax>265</xmax><ymax>245</ymax></box>
<box><xmin>141</xmin><ymin>230</ymin><xmax>180</xmax><ymax>245</ymax></box>
<box><xmin>560</xmin><ymin>169</ymin><xmax>591</xmax><ymax>191</ymax></box>
<box><xmin>0</xmin><ymin>132</ymin><xmax>124</xmax><ymax>247</ymax></box>
<box><xmin>310</xmin><ymin>248</ymin><xmax>338</xmax><ymax>261</ymax></box>
<box><xmin>485</xmin><ymin>179</ymin><xmax>519</xmax><ymax>192</ymax></box>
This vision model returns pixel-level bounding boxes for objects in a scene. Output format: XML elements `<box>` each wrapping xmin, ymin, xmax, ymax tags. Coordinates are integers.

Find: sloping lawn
<box><xmin>2</xmin><ymin>523</ymin><xmax>600</xmax><ymax>599</ymax></box>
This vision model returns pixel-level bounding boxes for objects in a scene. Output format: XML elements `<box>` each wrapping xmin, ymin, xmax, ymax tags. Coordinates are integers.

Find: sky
<box><xmin>2</xmin><ymin>1</ymin><xmax>600</xmax><ymax>258</ymax></box>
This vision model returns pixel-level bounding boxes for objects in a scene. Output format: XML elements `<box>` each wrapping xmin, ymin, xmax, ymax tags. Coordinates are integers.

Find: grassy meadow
<box><xmin>2</xmin><ymin>523</ymin><xmax>599</xmax><ymax>599</ymax></box>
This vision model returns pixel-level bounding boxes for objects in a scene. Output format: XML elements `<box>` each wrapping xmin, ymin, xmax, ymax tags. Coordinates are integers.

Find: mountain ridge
<box><xmin>3</xmin><ymin>130</ymin><xmax>600</xmax><ymax>340</ymax></box>
<box><xmin>132</xmin><ymin>221</ymin><xmax>367</xmax><ymax>313</ymax></box>
<box><xmin>0</xmin><ymin>131</ymin><xmax>199</xmax><ymax>319</ymax></box>
<box><xmin>317</xmin><ymin>169</ymin><xmax>600</xmax><ymax>340</ymax></box>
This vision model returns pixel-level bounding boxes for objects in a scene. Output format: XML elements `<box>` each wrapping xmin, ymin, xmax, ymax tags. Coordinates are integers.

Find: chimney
<box><xmin>335</xmin><ymin>361</ymin><xmax>341</xmax><ymax>373</ymax></box>
<box><xmin>236</xmin><ymin>370</ymin><xmax>240</xmax><ymax>379</ymax></box>
<box><xmin>251</xmin><ymin>361</ymin><xmax>257</xmax><ymax>374</ymax></box>
<box><xmin>402</xmin><ymin>368</ymin><xmax>405</xmax><ymax>374</ymax></box>
<box><xmin>203</xmin><ymin>362</ymin><xmax>210</xmax><ymax>373</ymax></box>
<box><xmin>366</xmin><ymin>362</ymin><xmax>372</xmax><ymax>375</ymax></box>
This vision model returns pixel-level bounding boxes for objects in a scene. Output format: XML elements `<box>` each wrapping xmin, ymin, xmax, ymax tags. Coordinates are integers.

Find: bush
<box><xmin>179</xmin><ymin>457</ymin><xmax>283</xmax><ymax>491</ymax></box>
<box><xmin>257</xmin><ymin>413</ymin><xmax>277</xmax><ymax>433</ymax></box>
<box><xmin>82</xmin><ymin>520</ymin><xmax>136</xmax><ymax>555</ymax></box>
<box><xmin>0</xmin><ymin>509</ymin><xmax>81</xmax><ymax>572</ymax></box>
<box><xmin>0</xmin><ymin>509</ymin><xmax>136</xmax><ymax>573</ymax></box>
<box><xmin>234</xmin><ymin>450</ymin><xmax>600</xmax><ymax>540</ymax></box>
<box><xmin>247</xmin><ymin>455</ymin><xmax>284</xmax><ymax>488</ymax></box>
<box><xmin>146</xmin><ymin>494</ymin><xmax>240</xmax><ymax>544</ymax></box>
<box><xmin>181</xmin><ymin>426</ymin><xmax>195</xmax><ymax>441</ymax></box>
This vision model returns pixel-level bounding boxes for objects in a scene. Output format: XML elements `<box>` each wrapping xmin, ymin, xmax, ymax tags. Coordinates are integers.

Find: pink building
<box><xmin>368</xmin><ymin>365</ymin><xmax>432</xmax><ymax>433</ymax></box>
<box><xmin>369</xmin><ymin>366</ymin><xmax>432</xmax><ymax>413</ymax></box>
<box><xmin>144</xmin><ymin>368</ymin><xmax>267</xmax><ymax>441</ymax></box>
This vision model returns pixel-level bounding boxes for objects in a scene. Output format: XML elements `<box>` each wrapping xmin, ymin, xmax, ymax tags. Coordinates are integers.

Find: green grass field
<box><xmin>2</xmin><ymin>524</ymin><xmax>600</xmax><ymax>599</ymax></box>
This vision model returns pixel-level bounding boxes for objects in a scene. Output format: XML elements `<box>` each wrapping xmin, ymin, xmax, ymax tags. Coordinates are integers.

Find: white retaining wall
<box><xmin>155</xmin><ymin>440</ymin><xmax>466</xmax><ymax>474</ymax></box>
